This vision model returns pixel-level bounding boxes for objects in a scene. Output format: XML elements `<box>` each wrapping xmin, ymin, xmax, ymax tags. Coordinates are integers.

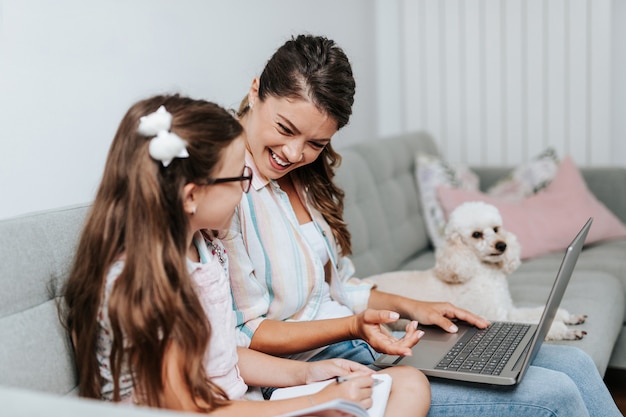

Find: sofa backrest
<box><xmin>0</xmin><ymin>204</ymin><xmax>90</xmax><ymax>395</ymax></box>
<box><xmin>335</xmin><ymin>131</ymin><xmax>439</xmax><ymax>278</ymax></box>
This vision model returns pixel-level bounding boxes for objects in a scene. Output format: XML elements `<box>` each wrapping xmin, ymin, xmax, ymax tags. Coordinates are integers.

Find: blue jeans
<box><xmin>427</xmin><ymin>344</ymin><xmax>621</xmax><ymax>416</ymax></box>
<box><xmin>293</xmin><ymin>341</ymin><xmax>620</xmax><ymax>417</ymax></box>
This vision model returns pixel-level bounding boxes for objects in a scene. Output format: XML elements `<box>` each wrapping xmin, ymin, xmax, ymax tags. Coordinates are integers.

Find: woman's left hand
<box><xmin>405</xmin><ymin>299</ymin><xmax>491</xmax><ymax>333</ymax></box>
<box><xmin>368</xmin><ymin>289</ymin><xmax>491</xmax><ymax>334</ymax></box>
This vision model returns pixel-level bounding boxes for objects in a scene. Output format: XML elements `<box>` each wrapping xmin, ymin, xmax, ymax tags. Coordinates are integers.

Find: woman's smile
<box><xmin>269</xmin><ymin>148</ymin><xmax>293</xmax><ymax>169</ymax></box>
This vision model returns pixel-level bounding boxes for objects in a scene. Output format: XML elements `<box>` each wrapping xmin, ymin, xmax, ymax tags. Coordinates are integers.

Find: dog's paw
<box><xmin>554</xmin><ymin>308</ymin><xmax>587</xmax><ymax>325</ymax></box>
<box><xmin>565</xmin><ymin>314</ymin><xmax>587</xmax><ymax>325</ymax></box>
<box><xmin>563</xmin><ymin>329</ymin><xmax>587</xmax><ymax>340</ymax></box>
<box><xmin>545</xmin><ymin>321</ymin><xmax>587</xmax><ymax>341</ymax></box>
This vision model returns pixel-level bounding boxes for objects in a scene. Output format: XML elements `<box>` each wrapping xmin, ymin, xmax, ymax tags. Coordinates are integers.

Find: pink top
<box><xmin>190</xmin><ymin>233</ymin><xmax>248</xmax><ymax>399</ymax></box>
<box><xmin>96</xmin><ymin>232</ymin><xmax>247</xmax><ymax>403</ymax></box>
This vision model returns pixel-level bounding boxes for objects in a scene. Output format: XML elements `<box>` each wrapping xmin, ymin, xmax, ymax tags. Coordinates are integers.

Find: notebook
<box><xmin>373</xmin><ymin>217</ymin><xmax>592</xmax><ymax>386</ymax></box>
<box><xmin>271</xmin><ymin>373</ymin><xmax>391</xmax><ymax>417</ymax></box>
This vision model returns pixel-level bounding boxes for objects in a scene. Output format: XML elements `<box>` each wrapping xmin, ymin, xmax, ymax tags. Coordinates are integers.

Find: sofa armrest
<box><xmin>471</xmin><ymin>166</ymin><xmax>626</xmax><ymax>225</ymax></box>
<box><xmin>0</xmin><ymin>385</ymin><xmax>186</xmax><ymax>417</ymax></box>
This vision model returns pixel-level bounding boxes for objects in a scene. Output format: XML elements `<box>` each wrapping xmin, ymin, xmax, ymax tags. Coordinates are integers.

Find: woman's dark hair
<box><xmin>239</xmin><ymin>34</ymin><xmax>356</xmax><ymax>254</ymax></box>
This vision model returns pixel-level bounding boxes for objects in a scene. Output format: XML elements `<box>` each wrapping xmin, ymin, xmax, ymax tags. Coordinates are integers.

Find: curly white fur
<box><xmin>368</xmin><ymin>201</ymin><xmax>587</xmax><ymax>341</ymax></box>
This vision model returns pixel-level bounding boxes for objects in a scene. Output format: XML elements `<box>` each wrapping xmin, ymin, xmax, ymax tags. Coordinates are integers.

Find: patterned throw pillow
<box><xmin>415</xmin><ymin>148</ymin><xmax>560</xmax><ymax>248</ymax></box>
<box><xmin>415</xmin><ymin>153</ymin><xmax>479</xmax><ymax>249</ymax></box>
<box><xmin>485</xmin><ymin>148</ymin><xmax>559</xmax><ymax>201</ymax></box>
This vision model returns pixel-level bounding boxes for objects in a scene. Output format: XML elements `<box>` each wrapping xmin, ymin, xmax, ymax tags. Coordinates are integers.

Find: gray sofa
<box><xmin>1</xmin><ymin>131</ymin><xmax>624</xmax><ymax>414</ymax></box>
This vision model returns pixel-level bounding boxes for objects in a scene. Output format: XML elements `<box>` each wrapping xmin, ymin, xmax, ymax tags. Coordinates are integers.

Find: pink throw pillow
<box><xmin>437</xmin><ymin>156</ymin><xmax>626</xmax><ymax>259</ymax></box>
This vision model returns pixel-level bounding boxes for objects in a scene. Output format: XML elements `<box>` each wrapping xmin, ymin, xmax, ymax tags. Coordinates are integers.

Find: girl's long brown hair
<box><xmin>239</xmin><ymin>34</ymin><xmax>356</xmax><ymax>255</ymax></box>
<box><xmin>63</xmin><ymin>94</ymin><xmax>242</xmax><ymax>410</ymax></box>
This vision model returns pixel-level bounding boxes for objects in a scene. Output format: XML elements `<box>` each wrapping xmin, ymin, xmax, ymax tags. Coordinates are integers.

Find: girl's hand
<box><xmin>311</xmin><ymin>375</ymin><xmax>376</xmax><ymax>410</ymax></box>
<box><xmin>304</xmin><ymin>359</ymin><xmax>374</xmax><ymax>384</ymax></box>
<box><xmin>351</xmin><ymin>309</ymin><xmax>424</xmax><ymax>356</ymax></box>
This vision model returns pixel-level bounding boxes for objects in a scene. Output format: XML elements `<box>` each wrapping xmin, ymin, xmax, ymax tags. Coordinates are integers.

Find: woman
<box><xmin>223</xmin><ymin>34</ymin><xmax>621</xmax><ymax>416</ymax></box>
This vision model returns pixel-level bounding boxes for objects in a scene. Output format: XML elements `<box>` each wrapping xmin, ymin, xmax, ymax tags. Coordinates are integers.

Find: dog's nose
<box><xmin>495</xmin><ymin>241</ymin><xmax>507</xmax><ymax>252</ymax></box>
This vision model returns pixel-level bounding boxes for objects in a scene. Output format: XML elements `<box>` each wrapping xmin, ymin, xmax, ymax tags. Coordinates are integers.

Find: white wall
<box><xmin>613</xmin><ymin>0</ymin><xmax>626</xmax><ymax>163</ymax></box>
<box><xmin>0</xmin><ymin>0</ymin><xmax>376</xmax><ymax>219</ymax></box>
<box><xmin>376</xmin><ymin>0</ymin><xmax>623</xmax><ymax>168</ymax></box>
<box><xmin>1</xmin><ymin>0</ymin><xmax>624</xmax><ymax>220</ymax></box>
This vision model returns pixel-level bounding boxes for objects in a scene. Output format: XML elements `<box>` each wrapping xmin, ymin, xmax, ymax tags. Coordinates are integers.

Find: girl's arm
<box><xmin>215</xmin><ymin>376</ymin><xmax>375</xmax><ymax>417</ymax></box>
<box><xmin>162</xmin><ymin>342</ymin><xmax>375</xmax><ymax>416</ymax></box>
<box><xmin>235</xmin><ymin>347</ymin><xmax>373</xmax><ymax>388</ymax></box>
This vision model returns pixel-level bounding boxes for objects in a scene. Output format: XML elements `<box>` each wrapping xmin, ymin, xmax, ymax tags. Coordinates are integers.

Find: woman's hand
<box><xmin>368</xmin><ymin>289</ymin><xmax>491</xmax><ymax>335</ymax></box>
<box><xmin>311</xmin><ymin>375</ymin><xmax>377</xmax><ymax>410</ymax></box>
<box><xmin>304</xmin><ymin>358</ymin><xmax>374</xmax><ymax>384</ymax></box>
<box><xmin>404</xmin><ymin>299</ymin><xmax>491</xmax><ymax>332</ymax></box>
<box><xmin>350</xmin><ymin>309</ymin><xmax>424</xmax><ymax>356</ymax></box>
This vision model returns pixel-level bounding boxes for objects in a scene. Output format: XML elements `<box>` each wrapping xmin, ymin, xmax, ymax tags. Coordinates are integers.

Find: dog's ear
<box><xmin>501</xmin><ymin>230</ymin><xmax>522</xmax><ymax>274</ymax></box>
<box><xmin>433</xmin><ymin>232</ymin><xmax>482</xmax><ymax>284</ymax></box>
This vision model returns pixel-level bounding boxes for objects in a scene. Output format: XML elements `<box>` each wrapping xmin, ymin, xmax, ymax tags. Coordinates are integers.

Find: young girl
<box><xmin>224</xmin><ymin>34</ymin><xmax>622</xmax><ymax>416</ymax></box>
<box><xmin>63</xmin><ymin>94</ymin><xmax>407</xmax><ymax>416</ymax></box>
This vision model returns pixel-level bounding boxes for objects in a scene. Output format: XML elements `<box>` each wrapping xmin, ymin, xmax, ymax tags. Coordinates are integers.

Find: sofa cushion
<box><xmin>337</xmin><ymin>132</ymin><xmax>439</xmax><ymax>277</ymax></box>
<box><xmin>508</xmin><ymin>270</ymin><xmax>625</xmax><ymax>374</ymax></box>
<box><xmin>520</xmin><ymin>239</ymin><xmax>626</xmax><ymax>321</ymax></box>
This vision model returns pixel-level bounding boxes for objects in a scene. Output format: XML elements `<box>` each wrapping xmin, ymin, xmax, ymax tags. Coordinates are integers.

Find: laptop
<box><xmin>373</xmin><ymin>217</ymin><xmax>593</xmax><ymax>386</ymax></box>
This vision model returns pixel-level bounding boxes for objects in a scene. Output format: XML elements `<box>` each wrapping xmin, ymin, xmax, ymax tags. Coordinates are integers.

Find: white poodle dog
<box><xmin>368</xmin><ymin>201</ymin><xmax>587</xmax><ymax>341</ymax></box>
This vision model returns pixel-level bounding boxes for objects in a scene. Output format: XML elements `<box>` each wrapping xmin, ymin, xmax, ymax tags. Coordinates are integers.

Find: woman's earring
<box><xmin>191</xmin><ymin>207</ymin><xmax>196</xmax><ymax>215</ymax></box>
<box><xmin>248</xmin><ymin>101</ymin><xmax>253</xmax><ymax>109</ymax></box>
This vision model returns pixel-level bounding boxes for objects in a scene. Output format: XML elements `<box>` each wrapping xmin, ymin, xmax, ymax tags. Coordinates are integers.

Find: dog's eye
<box><xmin>493</xmin><ymin>227</ymin><xmax>499</xmax><ymax>233</ymax></box>
<box><xmin>472</xmin><ymin>231</ymin><xmax>483</xmax><ymax>239</ymax></box>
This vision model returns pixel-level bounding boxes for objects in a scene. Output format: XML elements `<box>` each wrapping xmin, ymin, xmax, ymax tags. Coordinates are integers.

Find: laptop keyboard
<box><xmin>435</xmin><ymin>322</ymin><xmax>531</xmax><ymax>375</ymax></box>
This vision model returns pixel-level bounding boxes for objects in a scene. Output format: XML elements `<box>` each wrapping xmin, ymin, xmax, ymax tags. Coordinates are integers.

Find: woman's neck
<box><xmin>276</xmin><ymin>174</ymin><xmax>292</xmax><ymax>191</ymax></box>
<box><xmin>277</xmin><ymin>175</ymin><xmax>312</xmax><ymax>225</ymax></box>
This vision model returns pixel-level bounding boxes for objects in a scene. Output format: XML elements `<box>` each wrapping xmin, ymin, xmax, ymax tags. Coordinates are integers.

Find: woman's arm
<box><xmin>249</xmin><ymin>289</ymin><xmax>490</xmax><ymax>358</ymax></box>
<box><xmin>248</xmin><ymin>316</ymin><xmax>354</xmax><ymax>354</ymax></box>
<box><xmin>249</xmin><ymin>309</ymin><xmax>422</xmax><ymax>357</ymax></box>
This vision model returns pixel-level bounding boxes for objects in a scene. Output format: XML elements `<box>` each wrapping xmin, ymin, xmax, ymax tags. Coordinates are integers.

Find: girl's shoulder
<box><xmin>194</xmin><ymin>231</ymin><xmax>229</xmax><ymax>275</ymax></box>
<box><xmin>104</xmin><ymin>259</ymin><xmax>125</xmax><ymax>291</ymax></box>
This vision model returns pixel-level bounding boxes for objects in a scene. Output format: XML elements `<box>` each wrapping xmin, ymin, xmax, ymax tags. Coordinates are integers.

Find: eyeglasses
<box><xmin>206</xmin><ymin>165</ymin><xmax>253</xmax><ymax>193</ymax></box>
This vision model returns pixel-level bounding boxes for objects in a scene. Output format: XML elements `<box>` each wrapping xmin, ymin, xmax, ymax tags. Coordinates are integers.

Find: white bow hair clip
<box><xmin>137</xmin><ymin>105</ymin><xmax>189</xmax><ymax>167</ymax></box>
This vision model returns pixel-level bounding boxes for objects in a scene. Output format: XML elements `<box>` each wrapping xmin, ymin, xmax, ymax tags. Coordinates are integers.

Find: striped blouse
<box><xmin>223</xmin><ymin>152</ymin><xmax>374</xmax><ymax>349</ymax></box>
